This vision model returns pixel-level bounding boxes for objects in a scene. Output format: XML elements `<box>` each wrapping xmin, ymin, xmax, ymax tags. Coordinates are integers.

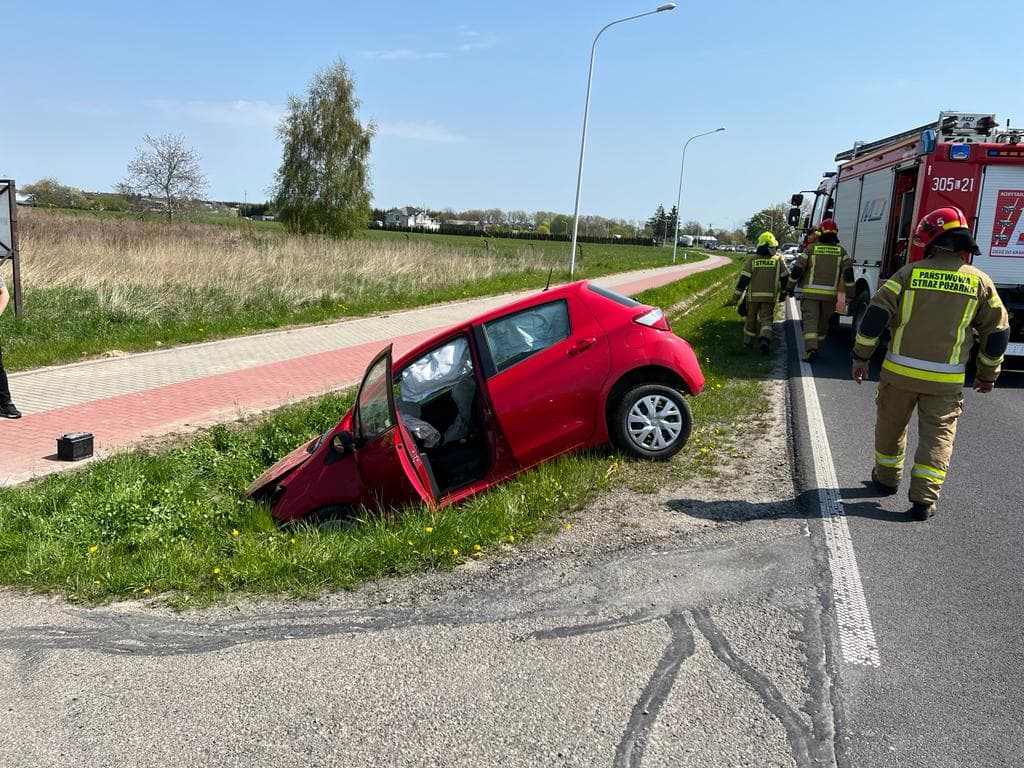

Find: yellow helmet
<box><xmin>756</xmin><ymin>231</ymin><xmax>779</xmax><ymax>248</ymax></box>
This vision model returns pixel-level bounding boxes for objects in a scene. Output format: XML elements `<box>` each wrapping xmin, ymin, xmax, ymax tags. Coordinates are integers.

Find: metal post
<box><xmin>569</xmin><ymin>4</ymin><xmax>676</xmax><ymax>280</ymax></box>
<box><xmin>671</xmin><ymin>128</ymin><xmax>725</xmax><ymax>265</ymax></box>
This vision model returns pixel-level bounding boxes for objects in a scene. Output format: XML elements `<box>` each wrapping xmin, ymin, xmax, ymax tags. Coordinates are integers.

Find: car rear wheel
<box><xmin>611</xmin><ymin>384</ymin><xmax>692</xmax><ymax>460</ymax></box>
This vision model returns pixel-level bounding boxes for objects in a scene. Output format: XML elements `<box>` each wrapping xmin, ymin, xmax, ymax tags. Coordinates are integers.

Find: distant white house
<box><xmin>385</xmin><ymin>206</ymin><xmax>440</xmax><ymax>231</ymax></box>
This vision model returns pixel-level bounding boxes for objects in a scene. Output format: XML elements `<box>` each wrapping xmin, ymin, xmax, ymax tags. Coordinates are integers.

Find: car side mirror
<box><xmin>787</xmin><ymin>206</ymin><xmax>801</xmax><ymax>228</ymax></box>
<box><xmin>790</xmin><ymin>193</ymin><xmax>804</xmax><ymax>206</ymax></box>
<box><xmin>330</xmin><ymin>430</ymin><xmax>356</xmax><ymax>455</ymax></box>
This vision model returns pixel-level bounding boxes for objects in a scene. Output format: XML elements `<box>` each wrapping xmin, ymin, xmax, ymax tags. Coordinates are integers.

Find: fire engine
<box><xmin>788</xmin><ymin>111</ymin><xmax>1024</xmax><ymax>356</ymax></box>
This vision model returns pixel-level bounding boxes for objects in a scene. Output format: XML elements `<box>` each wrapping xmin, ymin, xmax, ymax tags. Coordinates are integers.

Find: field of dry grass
<box><xmin>17</xmin><ymin>209</ymin><xmax>558</xmax><ymax>313</ymax></box>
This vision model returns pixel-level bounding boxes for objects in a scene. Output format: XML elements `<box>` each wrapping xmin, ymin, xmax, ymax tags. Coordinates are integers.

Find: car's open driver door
<box><xmin>352</xmin><ymin>345</ymin><xmax>439</xmax><ymax>510</ymax></box>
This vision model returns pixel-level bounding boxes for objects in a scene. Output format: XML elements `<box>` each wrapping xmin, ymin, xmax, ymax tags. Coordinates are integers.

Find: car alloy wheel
<box><xmin>612</xmin><ymin>384</ymin><xmax>692</xmax><ymax>460</ymax></box>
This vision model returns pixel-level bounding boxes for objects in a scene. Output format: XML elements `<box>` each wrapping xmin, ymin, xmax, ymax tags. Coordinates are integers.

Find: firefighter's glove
<box><xmin>972</xmin><ymin>377</ymin><xmax>995</xmax><ymax>394</ymax></box>
<box><xmin>851</xmin><ymin>357</ymin><xmax>870</xmax><ymax>384</ymax></box>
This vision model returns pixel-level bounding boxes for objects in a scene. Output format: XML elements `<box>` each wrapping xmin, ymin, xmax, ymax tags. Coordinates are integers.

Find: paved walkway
<box><xmin>0</xmin><ymin>257</ymin><xmax>730</xmax><ymax>485</ymax></box>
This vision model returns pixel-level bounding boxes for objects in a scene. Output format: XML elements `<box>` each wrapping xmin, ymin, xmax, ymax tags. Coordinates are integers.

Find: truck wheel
<box><xmin>610</xmin><ymin>384</ymin><xmax>692</xmax><ymax>460</ymax></box>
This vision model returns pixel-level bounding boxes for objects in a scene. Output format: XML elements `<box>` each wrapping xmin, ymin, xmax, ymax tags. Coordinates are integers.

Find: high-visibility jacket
<box><xmin>787</xmin><ymin>242</ymin><xmax>855</xmax><ymax>300</ymax></box>
<box><xmin>853</xmin><ymin>248</ymin><xmax>1010</xmax><ymax>394</ymax></box>
<box><xmin>732</xmin><ymin>253</ymin><xmax>786</xmax><ymax>304</ymax></box>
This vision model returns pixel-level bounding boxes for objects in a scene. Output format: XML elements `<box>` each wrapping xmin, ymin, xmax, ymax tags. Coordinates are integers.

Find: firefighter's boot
<box><xmin>759</xmin><ymin>338</ymin><xmax>770</xmax><ymax>355</ymax></box>
<box><xmin>870</xmin><ymin>467</ymin><xmax>898</xmax><ymax>496</ymax></box>
<box><xmin>910</xmin><ymin>501</ymin><xmax>936</xmax><ymax>521</ymax></box>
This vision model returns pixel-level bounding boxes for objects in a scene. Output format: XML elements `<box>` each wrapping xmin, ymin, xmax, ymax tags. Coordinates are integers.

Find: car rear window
<box><xmin>586</xmin><ymin>284</ymin><xmax>640</xmax><ymax>307</ymax></box>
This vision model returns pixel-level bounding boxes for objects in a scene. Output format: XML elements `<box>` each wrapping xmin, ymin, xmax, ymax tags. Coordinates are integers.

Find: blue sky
<box><xmin>5</xmin><ymin>0</ymin><xmax>1022</xmax><ymax>230</ymax></box>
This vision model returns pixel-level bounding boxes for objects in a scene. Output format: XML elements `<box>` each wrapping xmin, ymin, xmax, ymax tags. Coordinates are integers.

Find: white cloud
<box><xmin>377</xmin><ymin>121</ymin><xmax>468</xmax><ymax>143</ymax></box>
<box><xmin>457</xmin><ymin>25</ymin><xmax>495</xmax><ymax>51</ymax></box>
<box><xmin>146</xmin><ymin>99</ymin><xmax>284</xmax><ymax>128</ymax></box>
<box><xmin>361</xmin><ymin>49</ymin><xmax>448</xmax><ymax>61</ymax></box>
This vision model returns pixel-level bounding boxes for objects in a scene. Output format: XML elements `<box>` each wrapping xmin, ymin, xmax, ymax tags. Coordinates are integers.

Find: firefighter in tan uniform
<box><xmin>852</xmin><ymin>207</ymin><xmax>1010</xmax><ymax>520</ymax></box>
<box><xmin>786</xmin><ymin>219</ymin><xmax>855</xmax><ymax>362</ymax></box>
<box><xmin>726</xmin><ymin>231</ymin><xmax>787</xmax><ymax>354</ymax></box>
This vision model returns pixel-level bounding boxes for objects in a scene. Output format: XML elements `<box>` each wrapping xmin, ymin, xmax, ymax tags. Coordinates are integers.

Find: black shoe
<box><xmin>1</xmin><ymin>403</ymin><xmax>21</xmax><ymax>419</ymax></box>
<box><xmin>759</xmin><ymin>340</ymin><xmax>770</xmax><ymax>355</ymax></box>
<box><xmin>870</xmin><ymin>469</ymin><xmax>898</xmax><ymax>496</ymax></box>
<box><xmin>910</xmin><ymin>501</ymin><xmax>936</xmax><ymax>521</ymax></box>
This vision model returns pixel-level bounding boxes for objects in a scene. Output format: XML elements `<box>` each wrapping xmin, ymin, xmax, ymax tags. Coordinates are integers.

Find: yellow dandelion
<box><xmin>93</xmin><ymin>580</ymin><xmax>100</xmax><ymax>586</ymax></box>
<box><xmin>289</xmin><ymin>538</ymin><xmax>296</xmax><ymax>545</ymax></box>
<box><xmin>407</xmin><ymin>540</ymin><xmax>414</xmax><ymax>546</ymax></box>
<box><xmin>88</xmin><ymin>545</ymin><xmax>99</xmax><ymax>553</ymax></box>
<box><xmin>143</xmin><ymin>588</ymin><xmax>151</xmax><ymax>595</ymax></box>
<box><xmin>452</xmin><ymin>548</ymin><xmax>459</xmax><ymax>556</ymax></box>
<box><xmin>231</xmin><ymin>529</ymin><xmax>240</xmax><ymax>537</ymax></box>
<box><xmin>508</xmin><ymin>534</ymin><xmax>515</xmax><ymax>542</ymax></box>
<box><xmin>213</xmin><ymin>567</ymin><xmax>221</xmax><ymax>575</ymax></box>
<box><xmin>565</xmin><ymin>523</ymin><xmax>573</xmax><ymax>531</ymax></box>
<box><xmin>473</xmin><ymin>544</ymin><xmax>481</xmax><ymax>552</ymax></box>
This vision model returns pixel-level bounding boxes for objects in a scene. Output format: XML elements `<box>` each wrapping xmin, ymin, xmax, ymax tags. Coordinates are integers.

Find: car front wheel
<box><xmin>611</xmin><ymin>384</ymin><xmax>692</xmax><ymax>460</ymax></box>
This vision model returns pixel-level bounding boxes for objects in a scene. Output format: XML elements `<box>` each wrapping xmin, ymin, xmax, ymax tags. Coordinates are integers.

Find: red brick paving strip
<box><xmin>0</xmin><ymin>258</ymin><xmax>729</xmax><ymax>485</ymax></box>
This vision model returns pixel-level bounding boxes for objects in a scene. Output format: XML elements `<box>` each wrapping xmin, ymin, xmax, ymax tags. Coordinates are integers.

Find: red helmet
<box><xmin>910</xmin><ymin>206</ymin><xmax>975</xmax><ymax>262</ymax></box>
<box><xmin>818</xmin><ymin>219</ymin><xmax>838</xmax><ymax>234</ymax></box>
<box><xmin>912</xmin><ymin>207</ymin><xmax>970</xmax><ymax>248</ymax></box>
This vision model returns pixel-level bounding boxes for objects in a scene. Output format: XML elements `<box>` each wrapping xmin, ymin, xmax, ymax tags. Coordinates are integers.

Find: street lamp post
<box><xmin>568</xmin><ymin>3</ymin><xmax>677</xmax><ymax>280</ymax></box>
<box><xmin>671</xmin><ymin>127</ymin><xmax>725</xmax><ymax>264</ymax></box>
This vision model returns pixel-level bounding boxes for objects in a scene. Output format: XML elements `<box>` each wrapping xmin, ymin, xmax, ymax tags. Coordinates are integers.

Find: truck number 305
<box><xmin>930</xmin><ymin>176</ymin><xmax>975</xmax><ymax>193</ymax></box>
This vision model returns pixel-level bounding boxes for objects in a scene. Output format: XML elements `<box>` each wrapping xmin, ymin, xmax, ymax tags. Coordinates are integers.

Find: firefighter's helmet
<box><xmin>756</xmin><ymin>231</ymin><xmax>778</xmax><ymax>248</ymax></box>
<box><xmin>911</xmin><ymin>206</ymin><xmax>978</xmax><ymax>261</ymax></box>
<box><xmin>818</xmin><ymin>219</ymin><xmax>838</xmax><ymax>234</ymax></box>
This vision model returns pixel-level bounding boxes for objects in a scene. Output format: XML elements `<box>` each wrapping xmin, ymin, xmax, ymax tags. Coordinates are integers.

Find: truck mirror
<box><xmin>787</xmin><ymin>207</ymin><xmax>801</xmax><ymax>228</ymax></box>
<box><xmin>790</xmin><ymin>193</ymin><xmax>804</xmax><ymax>206</ymax></box>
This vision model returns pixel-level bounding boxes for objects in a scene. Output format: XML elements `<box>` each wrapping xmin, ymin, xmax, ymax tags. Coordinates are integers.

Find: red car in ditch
<box><xmin>247</xmin><ymin>281</ymin><xmax>705</xmax><ymax>523</ymax></box>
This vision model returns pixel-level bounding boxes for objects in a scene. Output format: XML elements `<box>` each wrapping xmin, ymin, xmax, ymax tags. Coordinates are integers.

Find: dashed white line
<box><xmin>788</xmin><ymin>297</ymin><xmax>881</xmax><ymax>667</ymax></box>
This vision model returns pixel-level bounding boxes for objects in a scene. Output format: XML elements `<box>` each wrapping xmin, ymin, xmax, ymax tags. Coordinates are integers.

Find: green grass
<box><xmin>0</xmin><ymin>257</ymin><xmax>777</xmax><ymax>606</ymax></box>
<box><xmin>5</xmin><ymin>230</ymin><xmax>704</xmax><ymax>372</ymax></box>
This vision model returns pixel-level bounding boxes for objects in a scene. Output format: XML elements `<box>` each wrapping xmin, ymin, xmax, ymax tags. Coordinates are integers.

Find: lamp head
<box><xmin>656</xmin><ymin>3</ymin><xmax>677</xmax><ymax>11</ymax></box>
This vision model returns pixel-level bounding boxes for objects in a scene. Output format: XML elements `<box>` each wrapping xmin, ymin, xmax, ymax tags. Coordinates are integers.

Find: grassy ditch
<box><xmin>0</xmin><ymin>257</ymin><xmax>776</xmax><ymax>607</ymax></box>
<box><xmin>4</xmin><ymin>209</ymin><xmax>701</xmax><ymax>371</ymax></box>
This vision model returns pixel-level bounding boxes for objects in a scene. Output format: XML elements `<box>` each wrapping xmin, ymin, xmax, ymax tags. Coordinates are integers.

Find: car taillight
<box><xmin>634</xmin><ymin>307</ymin><xmax>671</xmax><ymax>331</ymax></box>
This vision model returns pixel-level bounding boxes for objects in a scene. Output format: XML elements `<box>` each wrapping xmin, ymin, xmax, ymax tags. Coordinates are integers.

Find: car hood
<box><xmin>245</xmin><ymin>438</ymin><xmax>317</xmax><ymax>499</ymax></box>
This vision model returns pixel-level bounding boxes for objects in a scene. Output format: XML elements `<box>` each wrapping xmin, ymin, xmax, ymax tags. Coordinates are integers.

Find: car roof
<box><xmin>389</xmin><ymin>280</ymin><xmax>621</xmax><ymax>371</ymax></box>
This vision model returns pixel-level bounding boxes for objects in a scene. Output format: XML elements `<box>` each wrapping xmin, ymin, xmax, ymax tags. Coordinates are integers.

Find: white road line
<box><xmin>789</xmin><ymin>298</ymin><xmax>881</xmax><ymax>667</ymax></box>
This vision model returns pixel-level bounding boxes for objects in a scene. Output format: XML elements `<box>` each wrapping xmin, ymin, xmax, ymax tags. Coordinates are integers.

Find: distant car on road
<box><xmin>248</xmin><ymin>281</ymin><xmax>706</xmax><ymax>524</ymax></box>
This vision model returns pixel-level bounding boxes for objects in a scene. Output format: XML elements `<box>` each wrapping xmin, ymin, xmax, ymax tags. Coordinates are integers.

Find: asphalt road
<box><xmin>786</xmin><ymin>308</ymin><xmax>1024</xmax><ymax>768</ymax></box>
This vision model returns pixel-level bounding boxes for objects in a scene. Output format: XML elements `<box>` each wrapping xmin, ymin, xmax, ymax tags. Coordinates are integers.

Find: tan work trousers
<box><xmin>743</xmin><ymin>301</ymin><xmax>775</xmax><ymax>344</ymax></box>
<box><xmin>873</xmin><ymin>380</ymin><xmax>964</xmax><ymax>506</ymax></box>
<box><xmin>799</xmin><ymin>298</ymin><xmax>834</xmax><ymax>356</ymax></box>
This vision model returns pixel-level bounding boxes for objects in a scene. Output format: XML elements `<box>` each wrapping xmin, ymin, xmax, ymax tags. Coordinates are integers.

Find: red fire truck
<box><xmin>788</xmin><ymin>111</ymin><xmax>1024</xmax><ymax>356</ymax></box>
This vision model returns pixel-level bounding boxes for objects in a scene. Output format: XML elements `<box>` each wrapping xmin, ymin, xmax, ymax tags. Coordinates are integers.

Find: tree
<box><xmin>124</xmin><ymin>133</ymin><xmax>207</xmax><ymax>220</ymax></box>
<box><xmin>744</xmin><ymin>203</ymin><xmax>799</xmax><ymax>245</ymax></box>
<box><xmin>22</xmin><ymin>178</ymin><xmax>89</xmax><ymax>209</ymax></box>
<box><xmin>273</xmin><ymin>58</ymin><xmax>375</xmax><ymax>238</ymax></box>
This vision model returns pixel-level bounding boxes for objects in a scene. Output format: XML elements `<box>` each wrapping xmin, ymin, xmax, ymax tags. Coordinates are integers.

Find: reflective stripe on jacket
<box><xmin>738</xmin><ymin>254</ymin><xmax>785</xmax><ymax>302</ymax></box>
<box><xmin>853</xmin><ymin>250</ymin><xmax>1010</xmax><ymax>394</ymax></box>
<box><xmin>787</xmin><ymin>243</ymin><xmax>854</xmax><ymax>299</ymax></box>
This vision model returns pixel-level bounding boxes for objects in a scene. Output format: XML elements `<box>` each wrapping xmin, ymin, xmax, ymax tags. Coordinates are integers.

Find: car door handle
<box><xmin>568</xmin><ymin>337</ymin><xmax>597</xmax><ymax>356</ymax></box>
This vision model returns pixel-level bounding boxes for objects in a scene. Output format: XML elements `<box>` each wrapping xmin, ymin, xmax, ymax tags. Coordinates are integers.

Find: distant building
<box><xmin>385</xmin><ymin>206</ymin><xmax>440</xmax><ymax>231</ymax></box>
<box><xmin>445</xmin><ymin>219</ymin><xmax>481</xmax><ymax>229</ymax></box>
<box><xmin>15</xmin><ymin>193</ymin><xmax>36</xmax><ymax>206</ymax></box>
